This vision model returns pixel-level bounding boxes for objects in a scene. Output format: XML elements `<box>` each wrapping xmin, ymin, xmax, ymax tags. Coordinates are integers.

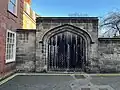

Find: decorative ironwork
<box><xmin>48</xmin><ymin>31</ymin><xmax>86</xmax><ymax>71</ymax></box>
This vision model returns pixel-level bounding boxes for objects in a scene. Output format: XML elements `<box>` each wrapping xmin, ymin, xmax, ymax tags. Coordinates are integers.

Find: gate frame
<box><xmin>41</xmin><ymin>24</ymin><xmax>94</xmax><ymax>72</ymax></box>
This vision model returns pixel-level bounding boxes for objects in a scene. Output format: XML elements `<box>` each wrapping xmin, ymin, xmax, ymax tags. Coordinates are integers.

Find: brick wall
<box><xmin>0</xmin><ymin>0</ymin><xmax>23</xmax><ymax>75</ymax></box>
<box><xmin>0</xmin><ymin>14</ymin><xmax>6</xmax><ymax>75</ymax></box>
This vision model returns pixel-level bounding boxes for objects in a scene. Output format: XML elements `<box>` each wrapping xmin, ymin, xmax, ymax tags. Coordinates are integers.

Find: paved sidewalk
<box><xmin>0</xmin><ymin>73</ymin><xmax>120</xmax><ymax>90</ymax></box>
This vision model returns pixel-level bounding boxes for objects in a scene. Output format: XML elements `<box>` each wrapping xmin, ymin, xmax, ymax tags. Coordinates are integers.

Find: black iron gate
<box><xmin>48</xmin><ymin>32</ymin><xmax>86</xmax><ymax>71</ymax></box>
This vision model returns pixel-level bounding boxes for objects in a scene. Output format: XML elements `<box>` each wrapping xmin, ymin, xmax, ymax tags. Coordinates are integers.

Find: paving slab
<box><xmin>0</xmin><ymin>73</ymin><xmax>120</xmax><ymax>90</ymax></box>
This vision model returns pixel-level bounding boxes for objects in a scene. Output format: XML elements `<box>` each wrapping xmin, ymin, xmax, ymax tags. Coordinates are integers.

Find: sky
<box><xmin>31</xmin><ymin>0</ymin><xmax>120</xmax><ymax>17</ymax></box>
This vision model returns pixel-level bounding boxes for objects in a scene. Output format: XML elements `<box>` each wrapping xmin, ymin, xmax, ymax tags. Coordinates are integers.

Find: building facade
<box><xmin>0</xmin><ymin>1</ymin><xmax>120</xmax><ymax>74</ymax></box>
<box><xmin>0</xmin><ymin>0</ymin><xmax>23</xmax><ymax>76</ymax></box>
<box><xmin>23</xmin><ymin>0</ymin><xmax>36</xmax><ymax>29</ymax></box>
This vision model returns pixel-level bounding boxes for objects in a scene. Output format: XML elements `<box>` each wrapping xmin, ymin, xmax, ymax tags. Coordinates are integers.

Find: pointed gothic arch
<box><xmin>40</xmin><ymin>24</ymin><xmax>93</xmax><ymax>71</ymax></box>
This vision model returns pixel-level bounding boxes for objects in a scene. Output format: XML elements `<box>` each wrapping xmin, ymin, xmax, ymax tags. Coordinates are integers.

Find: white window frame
<box><xmin>6</xmin><ymin>30</ymin><xmax>16</xmax><ymax>63</ymax></box>
<box><xmin>8</xmin><ymin>0</ymin><xmax>18</xmax><ymax>15</ymax></box>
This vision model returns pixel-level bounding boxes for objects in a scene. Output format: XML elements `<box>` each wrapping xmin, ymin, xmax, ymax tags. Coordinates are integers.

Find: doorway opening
<box><xmin>48</xmin><ymin>31</ymin><xmax>86</xmax><ymax>72</ymax></box>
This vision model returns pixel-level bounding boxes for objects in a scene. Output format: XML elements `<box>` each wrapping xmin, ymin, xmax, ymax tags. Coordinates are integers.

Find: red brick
<box><xmin>0</xmin><ymin>0</ymin><xmax>23</xmax><ymax>75</ymax></box>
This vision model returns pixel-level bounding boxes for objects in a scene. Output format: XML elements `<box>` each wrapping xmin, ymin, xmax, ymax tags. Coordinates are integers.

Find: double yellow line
<box><xmin>0</xmin><ymin>74</ymin><xmax>17</xmax><ymax>86</ymax></box>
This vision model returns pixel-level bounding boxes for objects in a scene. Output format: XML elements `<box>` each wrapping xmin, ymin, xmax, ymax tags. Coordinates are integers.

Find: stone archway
<box><xmin>42</xmin><ymin>24</ymin><xmax>93</xmax><ymax>72</ymax></box>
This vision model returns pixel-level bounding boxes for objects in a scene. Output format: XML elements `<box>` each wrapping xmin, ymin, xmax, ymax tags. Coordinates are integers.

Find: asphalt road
<box><xmin>0</xmin><ymin>74</ymin><xmax>120</xmax><ymax>90</ymax></box>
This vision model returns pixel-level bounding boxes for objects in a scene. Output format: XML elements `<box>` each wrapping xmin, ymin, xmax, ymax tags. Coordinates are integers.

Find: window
<box><xmin>8</xmin><ymin>0</ymin><xmax>17</xmax><ymax>15</ymax></box>
<box><xmin>19</xmin><ymin>32</ymin><xmax>29</xmax><ymax>42</ymax></box>
<box><xmin>6</xmin><ymin>30</ymin><xmax>16</xmax><ymax>63</ymax></box>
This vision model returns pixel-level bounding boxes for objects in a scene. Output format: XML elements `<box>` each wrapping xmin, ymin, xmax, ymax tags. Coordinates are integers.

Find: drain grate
<box><xmin>81</xmin><ymin>88</ymin><xmax>90</xmax><ymax>90</ymax></box>
<box><xmin>74</xmin><ymin>75</ymin><xmax>86</xmax><ymax>79</ymax></box>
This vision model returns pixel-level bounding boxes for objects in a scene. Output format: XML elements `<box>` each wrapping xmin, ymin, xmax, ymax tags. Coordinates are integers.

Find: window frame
<box><xmin>8</xmin><ymin>0</ymin><xmax>18</xmax><ymax>16</ymax></box>
<box><xmin>5</xmin><ymin>30</ymin><xmax>16</xmax><ymax>63</ymax></box>
<box><xmin>19</xmin><ymin>32</ymin><xmax>29</xmax><ymax>42</ymax></box>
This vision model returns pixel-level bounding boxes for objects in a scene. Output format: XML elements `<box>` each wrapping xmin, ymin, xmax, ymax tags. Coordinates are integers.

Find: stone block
<box><xmin>100</xmin><ymin>65</ymin><xmax>117</xmax><ymax>73</ymax></box>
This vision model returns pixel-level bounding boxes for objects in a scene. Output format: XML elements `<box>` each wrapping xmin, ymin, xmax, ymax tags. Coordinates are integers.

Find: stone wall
<box><xmin>36</xmin><ymin>17</ymin><xmax>98</xmax><ymax>72</ymax></box>
<box><xmin>16</xmin><ymin>30</ymin><xmax>36</xmax><ymax>72</ymax></box>
<box><xmin>97</xmin><ymin>38</ymin><xmax>120</xmax><ymax>73</ymax></box>
<box><xmin>15</xmin><ymin>17</ymin><xmax>120</xmax><ymax>73</ymax></box>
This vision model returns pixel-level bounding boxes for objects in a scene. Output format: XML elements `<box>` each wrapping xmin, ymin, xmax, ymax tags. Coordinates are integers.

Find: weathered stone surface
<box><xmin>15</xmin><ymin>17</ymin><xmax>120</xmax><ymax>73</ymax></box>
<box><xmin>16</xmin><ymin>30</ymin><xmax>36</xmax><ymax>72</ymax></box>
<box><xmin>98</xmin><ymin>38</ymin><xmax>120</xmax><ymax>73</ymax></box>
<box><xmin>36</xmin><ymin>17</ymin><xmax>98</xmax><ymax>72</ymax></box>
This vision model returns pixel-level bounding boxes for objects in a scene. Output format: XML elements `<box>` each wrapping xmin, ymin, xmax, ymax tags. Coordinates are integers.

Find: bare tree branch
<box><xmin>100</xmin><ymin>11</ymin><xmax>120</xmax><ymax>37</ymax></box>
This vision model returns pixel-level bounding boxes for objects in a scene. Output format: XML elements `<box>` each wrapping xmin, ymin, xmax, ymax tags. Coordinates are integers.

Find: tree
<box><xmin>100</xmin><ymin>11</ymin><xmax>120</xmax><ymax>37</ymax></box>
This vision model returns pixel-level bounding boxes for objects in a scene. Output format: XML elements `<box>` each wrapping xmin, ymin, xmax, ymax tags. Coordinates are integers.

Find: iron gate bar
<box><xmin>48</xmin><ymin>31</ymin><xmax>86</xmax><ymax>71</ymax></box>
